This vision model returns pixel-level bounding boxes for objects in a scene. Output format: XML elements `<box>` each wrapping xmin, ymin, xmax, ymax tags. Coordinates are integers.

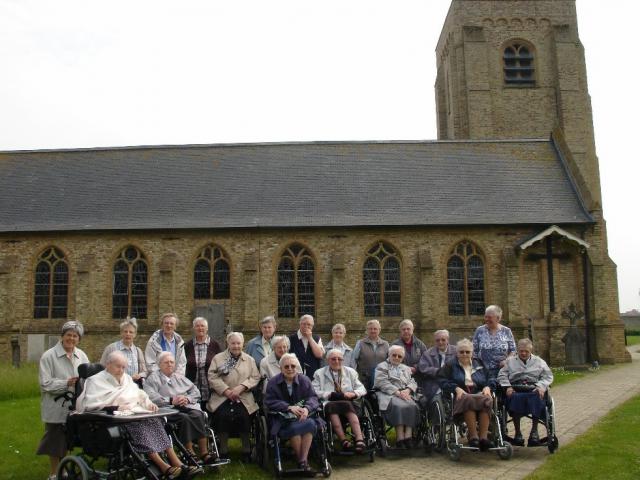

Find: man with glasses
<box><xmin>418</xmin><ymin>329</ymin><xmax>457</xmax><ymax>400</ymax></box>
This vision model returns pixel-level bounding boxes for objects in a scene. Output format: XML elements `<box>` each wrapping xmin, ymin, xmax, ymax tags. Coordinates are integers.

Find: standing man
<box><xmin>245</xmin><ymin>315</ymin><xmax>277</xmax><ymax>367</ymax></box>
<box><xmin>289</xmin><ymin>314</ymin><xmax>324</xmax><ymax>379</ymax></box>
<box><xmin>417</xmin><ymin>329</ymin><xmax>456</xmax><ymax>400</ymax></box>
<box><xmin>391</xmin><ymin>319</ymin><xmax>428</xmax><ymax>375</ymax></box>
<box><xmin>145</xmin><ymin>312</ymin><xmax>187</xmax><ymax>375</ymax></box>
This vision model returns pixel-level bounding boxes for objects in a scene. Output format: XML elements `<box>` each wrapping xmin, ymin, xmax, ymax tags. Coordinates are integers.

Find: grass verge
<box><xmin>526</xmin><ymin>394</ymin><xmax>640</xmax><ymax>480</ymax></box>
<box><xmin>626</xmin><ymin>335</ymin><xmax>640</xmax><ymax>346</ymax></box>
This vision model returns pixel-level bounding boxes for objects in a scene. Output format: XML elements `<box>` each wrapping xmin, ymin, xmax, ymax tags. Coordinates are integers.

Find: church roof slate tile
<box><xmin>0</xmin><ymin>139</ymin><xmax>593</xmax><ymax>232</ymax></box>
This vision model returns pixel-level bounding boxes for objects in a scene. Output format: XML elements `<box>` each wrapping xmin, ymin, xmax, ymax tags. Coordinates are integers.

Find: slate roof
<box><xmin>0</xmin><ymin>139</ymin><xmax>593</xmax><ymax>233</ymax></box>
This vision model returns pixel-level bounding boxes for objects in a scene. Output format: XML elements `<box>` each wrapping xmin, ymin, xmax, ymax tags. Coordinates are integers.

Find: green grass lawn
<box><xmin>626</xmin><ymin>335</ymin><xmax>640</xmax><ymax>346</ymax></box>
<box><xmin>526</xmin><ymin>394</ymin><xmax>640</xmax><ymax>480</ymax></box>
<box><xmin>550</xmin><ymin>367</ymin><xmax>586</xmax><ymax>386</ymax></box>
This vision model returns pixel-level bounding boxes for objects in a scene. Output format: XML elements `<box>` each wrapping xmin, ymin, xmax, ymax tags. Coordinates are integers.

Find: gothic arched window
<box><xmin>363</xmin><ymin>242</ymin><xmax>401</xmax><ymax>317</ymax></box>
<box><xmin>277</xmin><ymin>243</ymin><xmax>315</xmax><ymax>318</ymax></box>
<box><xmin>447</xmin><ymin>241</ymin><xmax>485</xmax><ymax>316</ymax></box>
<box><xmin>503</xmin><ymin>41</ymin><xmax>535</xmax><ymax>85</ymax></box>
<box><xmin>112</xmin><ymin>246</ymin><xmax>148</xmax><ymax>319</ymax></box>
<box><xmin>194</xmin><ymin>245</ymin><xmax>230</xmax><ymax>299</ymax></box>
<box><xmin>34</xmin><ymin>247</ymin><xmax>68</xmax><ymax>319</ymax></box>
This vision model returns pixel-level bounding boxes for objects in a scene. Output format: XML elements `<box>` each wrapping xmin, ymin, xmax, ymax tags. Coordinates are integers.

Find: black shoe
<box><xmin>512</xmin><ymin>434</ymin><xmax>525</xmax><ymax>446</ymax></box>
<box><xmin>241</xmin><ymin>452</ymin><xmax>252</xmax><ymax>463</ymax></box>
<box><xmin>528</xmin><ymin>431</ymin><xmax>541</xmax><ymax>447</ymax></box>
<box><xmin>468</xmin><ymin>438</ymin><xmax>480</xmax><ymax>449</ymax></box>
<box><xmin>479</xmin><ymin>438</ymin><xmax>492</xmax><ymax>451</ymax></box>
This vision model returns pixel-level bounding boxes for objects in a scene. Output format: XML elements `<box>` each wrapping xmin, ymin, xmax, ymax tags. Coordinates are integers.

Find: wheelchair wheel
<box><xmin>429</xmin><ymin>397</ymin><xmax>446</xmax><ymax>452</ymax></box>
<box><xmin>448</xmin><ymin>444</ymin><xmax>461</xmax><ymax>462</ymax></box>
<box><xmin>497</xmin><ymin>442</ymin><xmax>513</xmax><ymax>460</ymax></box>
<box><xmin>548</xmin><ymin>435</ymin><xmax>559</xmax><ymax>454</ymax></box>
<box><xmin>57</xmin><ymin>455</ymin><xmax>90</xmax><ymax>480</ymax></box>
<box><xmin>252</xmin><ymin>414</ymin><xmax>269</xmax><ymax>468</ymax></box>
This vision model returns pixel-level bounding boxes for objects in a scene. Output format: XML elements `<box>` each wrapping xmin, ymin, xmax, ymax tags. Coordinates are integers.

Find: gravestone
<box><xmin>561</xmin><ymin>303</ymin><xmax>587</xmax><ymax>367</ymax></box>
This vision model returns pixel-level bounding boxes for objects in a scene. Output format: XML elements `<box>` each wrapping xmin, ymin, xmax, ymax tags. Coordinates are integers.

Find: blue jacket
<box><xmin>437</xmin><ymin>358</ymin><xmax>496</xmax><ymax>395</ymax></box>
<box><xmin>264</xmin><ymin>373</ymin><xmax>321</xmax><ymax>436</ymax></box>
<box><xmin>245</xmin><ymin>335</ymin><xmax>270</xmax><ymax>367</ymax></box>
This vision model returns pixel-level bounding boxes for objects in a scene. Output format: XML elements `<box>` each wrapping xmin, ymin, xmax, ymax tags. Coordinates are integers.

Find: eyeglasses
<box><xmin>390</xmin><ymin>354</ymin><xmax>404</xmax><ymax>358</ymax></box>
<box><xmin>458</xmin><ymin>350</ymin><xmax>472</xmax><ymax>354</ymax></box>
<box><xmin>282</xmin><ymin>365</ymin><xmax>297</xmax><ymax>370</ymax></box>
<box><xmin>329</xmin><ymin>357</ymin><xmax>343</xmax><ymax>361</ymax></box>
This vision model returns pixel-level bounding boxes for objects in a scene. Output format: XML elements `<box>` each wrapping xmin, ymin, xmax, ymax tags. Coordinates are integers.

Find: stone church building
<box><xmin>0</xmin><ymin>0</ymin><xmax>629</xmax><ymax>365</ymax></box>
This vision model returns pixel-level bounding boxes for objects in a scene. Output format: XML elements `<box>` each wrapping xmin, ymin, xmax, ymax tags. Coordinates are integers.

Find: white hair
<box><xmin>192</xmin><ymin>316</ymin><xmax>208</xmax><ymax>329</ymax></box>
<box><xmin>332</xmin><ymin>323</ymin><xmax>346</xmax><ymax>334</ymax></box>
<box><xmin>160</xmin><ymin>312</ymin><xmax>179</xmax><ymax>326</ymax></box>
<box><xmin>260</xmin><ymin>315</ymin><xmax>277</xmax><ymax>326</ymax></box>
<box><xmin>272</xmin><ymin>335</ymin><xmax>290</xmax><ymax>349</ymax></box>
<box><xmin>366</xmin><ymin>319</ymin><xmax>381</xmax><ymax>329</ymax></box>
<box><xmin>399</xmin><ymin>319</ymin><xmax>414</xmax><ymax>330</ymax></box>
<box><xmin>299</xmin><ymin>314</ymin><xmax>314</xmax><ymax>324</ymax></box>
<box><xmin>326</xmin><ymin>348</ymin><xmax>344</xmax><ymax>360</ymax></box>
<box><xmin>106</xmin><ymin>350</ymin><xmax>128</xmax><ymax>365</ymax></box>
<box><xmin>119</xmin><ymin>318</ymin><xmax>138</xmax><ymax>332</ymax></box>
<box><xmin>278</xmin><ymin>353</ymin><xmax>301</xmax><ymax>369</ymax></box>
<box><xmin>388</xmin><ymin>344</ymin><xmax>405</xmax><ymax>359</ymax></box>
<box><xmin>485</xmin><ymin>305</ymin><xmax>503</xmax><ymax>319</ymax></box>
<box><xmin>456</xmin><ymin>338</ymin><xmax>473</xmax><ymax>352</ymax></box>
<box><xmin>226</xmin><ymin>331</ymin><xmax>244</xmax><ymax>343</ymax></box>
<box><xmin>434</xmin><ymin>329</ymin><xmax>449</xmax><ymax>338</ymax></box>
<box><xmin>157</xmin><ymin>351</ymin><xmax>175</xmax><ymax>365</ymax></box>
<box><xmin>518</xmin><ymin>338</ymin><xmax>534</xmax><ymax>350</ymax></box>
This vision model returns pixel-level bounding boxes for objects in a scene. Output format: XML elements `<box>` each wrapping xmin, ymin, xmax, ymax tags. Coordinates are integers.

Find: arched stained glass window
<box><xmin>34</xmin><ymin>247</ymin><xmax>68</xmax><ymax>319</ymax></box>
<box><xmin>277</xmin><ymin>243</ymin><xmax>315</xmax><ymax>318</ymax></box>
<box><xmin>112</xmin><ymin>246</ymin><xmax>148</xmax><ymax>319</ymax></box>
<box><xmin>194</xmin><ymin>245</ymin><xmax>230</xmax><ymax>299</ymax></box>
<box><xmin>447</xmin><ymin>241</ymin><xmax>485</xmax><ymax>316</ymax></box>
<box><xmin>363</xmin><ymin>242</ymin><xmax>401</xmax><ymax>317</ymax></box>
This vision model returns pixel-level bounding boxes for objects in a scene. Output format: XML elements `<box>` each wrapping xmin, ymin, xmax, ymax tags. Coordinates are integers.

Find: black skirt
<box><xmin>324</xmin><ymin>400</ymin><xmax>358</xmax><ymax>415</ymax></box>
<box><xmin>212</xmin><ymin>400</ymin><xmax>251</xmax><ymax>436</ymax></box>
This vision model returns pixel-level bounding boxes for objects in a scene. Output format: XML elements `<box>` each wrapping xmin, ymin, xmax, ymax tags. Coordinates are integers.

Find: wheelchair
<box><xmin>262</xmin><ymin>411</ymin><xmax>332</xmax><ymax>478</ymax></box>
<box><xmin>320</xmin><ymin>397</ymin><xmax>377</xmax><ymax>463</ymax></box>
<box><xmin>442</xmin><ymin>390</ymin><xmax>513</xmax><ymax>461</ymax></box>
<box><xmin>56</xmin><ymin>363</ymin><xmax>204</xmax><ymax>480</ymax></box>
<box><xmin>497</xmin><ymin>384</ymin><xmax>559</xmax><ymax>454</ymax></box>
<box><xmin>415</xmin><ymin>390</ymin><xmax>447</xmax><ymax>454</ymax></box>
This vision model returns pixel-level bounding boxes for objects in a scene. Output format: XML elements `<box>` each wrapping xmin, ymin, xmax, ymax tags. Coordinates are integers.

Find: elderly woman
<box><xmin>352</xmin><ymin>319</ymin><xmax>389</xmax><ymax>390</ymax></box>
<box><xmin>417</xmin><ymin>329</ymin><xmax>457</xmax><ymax>400</ymax></box>
<box><xmin>265</xmin><ymin>354</ymin><xmax>321</xmax><ymax>471</ymax></box>
<box><xmin>313</xmin><ymin>349</ymin><xmax>367</xmax><ymax>453</ymax></box>
<box><xmin>37</xmin><ymin>321</ymin><xmax>89</xmax><ymax>480</ymax></box>
<box><xmin>184</xmin><ymin>316</ymin><xmax>222</xmax><ymax>409</ymax></box>
<box><xmin>323</xmin><ymin>323</ymin><xmax>354</xmax><ymax>367</ymax></box>
<box><xmin>438</xmin><ymin>339</ymin><xmax>496</xmax><ymax>451</ymax></box>
<box><xmin>374</xmin><ymin>345</ymin><xmax>420</xmax><ymax>449</ymax></box>
<box><xmin>391</xmin><ymin>319</ymin><xmax>427</xmax><ymax>375</ymax></box>
<box><xmin>289</xmin><ymin>314</ymin><xmax>325</xmax><ymax>380</ymax></box>
<box><xmin>101</xmin><ymin>317</ymin><xmax>147</xmax><ymax>382</ymax></box>
<box><xmin>497</xmin><ymin>338</ymin><xmax>553</xmax><ymax>447</ymax></box>
<box><xmin>76</xmin><ymin>351</ymin><xmax>198</xmax><ymax>479</ymax></box>
<box><xmin>145</xmin><ymin>312</ymin><xmax>187</xmax><ymax>375</ymax></box>
<box><xmin>208</xmin><ymin>332</ymin><xmax>261</xmax><ymax>461</ymax></box>
<box><xmin>472</xmin><ymin>305</ymin><xmax>516</xmax><ymax>376</ymax></box>
<box><xmin>260</xmin><ymin>336</ymin><xmax>301</xmax><ymax>383</ymax></box>
<box><xmin>246</xmin><ymin>315</ymin><xmax>277</xmax><ymax>367</ymax></box>
<box><xmin>144</xmin><ymin>352</ymin><xmax>216</xmax><ymax>464</ymax></box>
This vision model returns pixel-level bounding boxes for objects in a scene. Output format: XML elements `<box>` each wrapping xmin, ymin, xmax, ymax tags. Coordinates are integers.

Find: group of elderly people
<box><xmin>38</xmin><ymin>306</ymin><xmax>554</xmax><ymax>479</ymax></box>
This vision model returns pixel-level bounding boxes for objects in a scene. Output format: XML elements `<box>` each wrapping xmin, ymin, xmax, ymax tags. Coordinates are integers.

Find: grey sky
<box><xmin>1</xmin><ymin>0</ymin><xmax>638</xmax><ymax>311</ymax></box>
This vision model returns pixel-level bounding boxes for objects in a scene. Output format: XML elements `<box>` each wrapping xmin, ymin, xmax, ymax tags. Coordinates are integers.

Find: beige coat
<box><xmin>207</xmin><ymin>350</ymin><xmax>260</xmax><ymax>415</ymax></box>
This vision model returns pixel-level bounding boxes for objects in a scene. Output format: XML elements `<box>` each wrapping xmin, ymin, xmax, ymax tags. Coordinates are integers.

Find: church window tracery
<box><xmin>363</xmin><ymin>242</ymin><xmax>401</xmax><ymax>317</ymax></box>
<box><xmin>277</xmin><ymin>243</ymin><xmax>315</xmax><ymax>318</ymax></box>
<box><xmin>194</xmin><ymin>245</ymin><xmax>230</xmax><ymax>299</ymax></box>
<box><xmin>447</xmin><ymin>241</ymin><xmax>485</xmax><ymax>316</ymax></box>
<box><xmin>503</xmin><ymin>41</ymin><xmax>535</xmax><ymax>85</ymax></box>
<box><xmin>34</xmin><ymin>247</ymin><xmax>68</xmax><ymax>319</ymax></box>
<box><xmin>112</xmin><ymin>246</ymin><xmax>148</xmax><ymax>319</ymax></box>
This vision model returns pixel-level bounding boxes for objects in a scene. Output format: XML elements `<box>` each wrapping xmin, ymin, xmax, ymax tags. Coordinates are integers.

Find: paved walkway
<box><xmin>329</xmin><ymin>346</ymin><xmax>640</xmax><ymax>480</ymax></box>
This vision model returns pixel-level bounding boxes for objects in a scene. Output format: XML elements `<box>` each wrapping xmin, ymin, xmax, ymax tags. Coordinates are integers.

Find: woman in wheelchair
<box><xmin>76</xmin><ymin>351</ymin><xmax>199</xmax><ymax>479</ymax></box>
<box><xmin>265</xmin><ymin>353</ymin><xmax>320</xmax><ymax>471</ymax></box>
<box><xmin>144</xmin><ymin>351</ymin><xmax>216</xmax><ymax>464</ymax></box>
<box><xmin>497</xmin><ymin>338</ymin><xmax>553</xmax><ymax>447</ymax></box>
<box><xmin>438</xmin><ymin>339</ymin><xmax>496</xmax><ymax>451</ymax></box>
<box><xmin>207</xmin><ymin>331</ymin><xmax>261</xmax><ymax>461</ymax></box>
<box><xmin>373</xmin><ymin>345</ymin><xmax>420</xmax><ymax>449</ymax></box>
<box><xmin>313</xmin><ymin>349</ymin><xmax>367</xmax><ymax>453</ymax></box>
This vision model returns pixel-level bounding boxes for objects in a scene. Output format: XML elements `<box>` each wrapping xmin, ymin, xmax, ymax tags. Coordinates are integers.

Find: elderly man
<box><xmin>497</xmin><ymin>338</ymin><xmax>553</xmax><ymax>447</ymax></box>
<box><xmin>144</xmin><ymin>351</ymin><xmax>216</xmax><ymax>464</ymax></box>
<box><xmin>289</xmin><ymin>314</ymin><xmax>325</xmax><ymax>380</ymax></box>
<box><xmin>391</xmin><ymin>319</ymin><xmax>427</xmax><ymax>375</ymax></box>
<box><xmin>246</xmin><ymin>315</ymin><xmax>277</xmax><ymax>367</ymax></box>
<box><xmin>417</xmin><ymin>330</ymin><xmax>457</xmax><ymax>399</ymax></box>
<box><xmin>145</xmin><ymin>312</ymin><xmax>187</xmax><ymax>375</ymax></box>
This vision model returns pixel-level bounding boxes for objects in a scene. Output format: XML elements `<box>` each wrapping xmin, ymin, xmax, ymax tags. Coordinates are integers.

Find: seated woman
<box><xmin>438</xmin><ymin>339</ymin><xmax>496</xmax><ymax>451</ymax></box>
<box><xmin>497</xmin><ymin>338</ymin><xmax>553</xmax><ymax>446</ymax></box>
<box><xmin>312</xmin><ymin>349</ymin><xmax>367</xmax><ymax>453</ymax></box>
<box><xmin>373</xmin><ymin>345</ymin><xmax>420</xmax><ymax>449</ymax></box>
<box><xmin>207</xmin><ymin>332</ymin><xmax>261</xmax><ymax>461</ymax></box>
<box><xmin>76</xmin><ymin>351</ymin><xmax>198</xmax><ymax>479</ymax></box>
<box><xmin>265</xmin><ymin>354</ymin><xmax>320</xmax><ymax>471</ymax></box>
<box><xmin>143</xmin><ymin>351</ymin><xmax>216</xmax><ymax>464</ymax></box>
<box><xmin>260</xmin><ymin>336</ymin><xmax>301</xmax><ymax>386</ymax></box>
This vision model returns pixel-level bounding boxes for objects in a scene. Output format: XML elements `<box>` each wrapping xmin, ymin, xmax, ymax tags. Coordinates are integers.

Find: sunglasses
<box><xmin>458</xmin><ymin>350</ymin><xmax>472</xmax><ymax>354</ymax></box>
<box><xmin>329</xmin><ymin>357</ymin><xmax>343</xmax><ymax>361</ymax></box>
<box><xmin>390</xmin><ymin>354</ymin><xmax>404</xmax><ymax>358</ymax></box>
<box><xmin>282</xmin><ymin>365</ymin><xmax>297</xmax><ymax>370</ymax></box>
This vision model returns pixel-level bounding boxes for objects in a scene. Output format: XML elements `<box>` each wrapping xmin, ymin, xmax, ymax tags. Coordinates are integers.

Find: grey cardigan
<box><xmin>373</xmin><ymin>360</ymin><xmax>417</xmax><ymax>411</ymax></box>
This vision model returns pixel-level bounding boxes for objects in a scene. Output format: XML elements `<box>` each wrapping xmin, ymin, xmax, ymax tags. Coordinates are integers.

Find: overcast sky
<box><xmin>1</xmin><ymin>0</ymin><xmax>638</xmax><ymax>312</ymax></box>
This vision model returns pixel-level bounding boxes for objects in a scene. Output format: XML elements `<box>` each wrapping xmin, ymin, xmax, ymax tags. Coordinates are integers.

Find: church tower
<box><xmin>435</xmin><ymin>0</ymin><xmax>601</xmax><ymax>206</ymax></box>
<box><xmin>435</xmin><ymin>0</ymin><xmax>628</xmax><ymax>364</ymax></box>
